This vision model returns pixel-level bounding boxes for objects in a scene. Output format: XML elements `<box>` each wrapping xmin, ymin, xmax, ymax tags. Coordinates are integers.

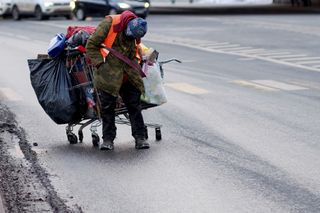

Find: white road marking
<box><xmin>283</xmin><ymin>57</ymin><xmax>320</xmax><ymax>61</ymax></box>
<box><xmin>145</xmin><ymin>34</ymin><xmax>320</xmax><ymax>73</ymax></box>
<box><xmin>166</xmin><ymin>83</ymin><xmax>209</xmax><ymax>94</ymax></box>
<box><xmin>196</xmin><ymin>41</ymin><xmax>228</xmax><ymax>46</ymax></box>
<box><xmin>218</xmin><ymin>47</ymin><xmax>252</xmax><ymax>51</ymax></box>
<box><xmin>270</xmin><ymin>54</ymin><xmax>307</xmax><ymax>59</ymax></box>
<box><xmin>237</xmin><ymin>58</ymin><xmax>256</xmax><ymax>61</ymax></box>
<box><xmin>252</xmin><ymin>80</ymin><xmax>308</xmax><ymax>91</ymax></box>
<box><xmin>0</xmin><ymin>88</ymin><xmax>23</xmax><ymax>101</ymax></box>
<box><xmin>234</xmin><ymin>48</ymin><xmax>266</xmax><ymax>53</ymax></box>
<box><xmin>295</xmin><ymin>61</ymin><xmax>320</xmax><ymax>65</ymax></box>
<box><xmin>233</xmin><ymin>80</ymin><xmax>278</xmax><ymax>91</ymax></box>
<box><xmin>202</xmin><ymin>42</ymin><xmax>230</xmax><ymax>47</ymax></box>
<box><xmin>214</xmin><ymin>44</ymin><xmax>240</xmax><ymax>50</ymax></box>
<box><xmin>254</xmin><ymin>52</ymin><xmax>291</xmax><ymax>57</ymax></box>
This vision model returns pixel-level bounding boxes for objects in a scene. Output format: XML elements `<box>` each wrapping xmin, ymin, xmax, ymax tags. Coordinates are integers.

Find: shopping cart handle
<box><xmin>158</xmin><ymin>58</ymin><xmax>182</xmax><ymax>66</ymax></box>
<box><xmin>158</xmin><ymin>58</ymin><xmax>181</xmax><ymax>78</ymax></box>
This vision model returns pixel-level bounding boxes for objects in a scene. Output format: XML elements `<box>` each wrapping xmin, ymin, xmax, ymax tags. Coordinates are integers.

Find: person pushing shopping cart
<box><xmin>85</xmin><ymin>10</ymin><xmax>150</xmax><ymax>150</ymax></box>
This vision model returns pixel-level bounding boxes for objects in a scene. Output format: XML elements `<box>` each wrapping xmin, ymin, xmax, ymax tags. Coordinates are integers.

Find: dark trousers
<box><xmin>98</xmin><ymin>81</ymin><xmax>145</xmax><ymax>142</ymax></box>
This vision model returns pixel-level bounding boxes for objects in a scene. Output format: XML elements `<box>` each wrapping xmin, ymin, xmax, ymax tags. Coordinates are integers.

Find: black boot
<box><xmin>135</xmin><ymin>138</ymin><xmax>150</xmax><ymax>149</ymax></box>
<box><xmin>100</xmin><ymin>140</ymin><xmax>114</xmax><ymax>151</ymax></box>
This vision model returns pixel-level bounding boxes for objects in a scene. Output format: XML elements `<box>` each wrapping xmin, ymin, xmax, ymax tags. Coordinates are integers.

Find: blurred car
<box><xmin>70</xmin><ymin>0</ymin><xmax>150</xmax><ymax>21</ymax></box>
<box><xmin>11</xmin><ymin>0</ymin><xmax>72</xmax><ymax>20</ymax></box>
<box><xmin>0</xmin><ymin>0</ymin><xmax>12</xmax><ymax>18</ymax></box>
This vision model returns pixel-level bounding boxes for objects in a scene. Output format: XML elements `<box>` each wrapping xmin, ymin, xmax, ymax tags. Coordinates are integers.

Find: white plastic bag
<box><xmin>141</xmin><ymin>62</ymin><xmax>167</xmax><ymax>105</ymax></box>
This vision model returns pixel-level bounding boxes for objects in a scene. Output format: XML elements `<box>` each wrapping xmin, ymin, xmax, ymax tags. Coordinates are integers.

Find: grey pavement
<box><xmin>0</xmin><ymin>195</ymin><xmax>5</xmax><ymax>213</ymax></box>
<box><xmin>149</xmin><ymin>2</ymin><xmax>320</xmax><ymax>14</ymax></box>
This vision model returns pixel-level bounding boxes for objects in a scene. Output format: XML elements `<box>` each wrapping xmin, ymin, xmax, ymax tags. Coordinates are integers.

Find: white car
<box><xmin>11</xmin><ymin>0</ymin><xmax>72</xmax><ymax>20</ymax></box>
<box><xmin>0</xmin><ymin>0</ymin><xmax>12</xmax><ymax>17</ymax></box>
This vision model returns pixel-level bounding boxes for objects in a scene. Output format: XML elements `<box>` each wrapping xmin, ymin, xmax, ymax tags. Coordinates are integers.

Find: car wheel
<box><xmin>12</xmin><ymin>6</ymin><xmax>20</xmax><ymax>20</ymax></box>
<box><xmin>35</xmin><ymin>6</ymin><xmax>45</xmax><ymax>20</ymax></box>
<box><xmin>75</xmin><ymin>8</ymin><xmax>86</xmax><ymax>21</ymax></box>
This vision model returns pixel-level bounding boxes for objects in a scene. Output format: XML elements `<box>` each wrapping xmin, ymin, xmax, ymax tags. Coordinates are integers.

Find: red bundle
<box><xmin>66</xmin><ymin>26</ymin><xmax>96</xmax><ymax>39</ymax></box>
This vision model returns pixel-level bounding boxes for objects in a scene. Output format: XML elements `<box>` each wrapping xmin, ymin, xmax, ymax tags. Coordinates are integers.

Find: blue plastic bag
<box><xmin>48</xmin><ymin>33</ymin><xmax>66</xmax><ymax>58</ymax></box>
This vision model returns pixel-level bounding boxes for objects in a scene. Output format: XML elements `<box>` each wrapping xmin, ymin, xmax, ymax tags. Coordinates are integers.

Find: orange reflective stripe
<box><xmin>100</xmin><ymin>15</ymin><xmax>121</xmax><ymax>60</ymax></box>
<box><xmin>135</xmin><ymin>43</ymin><xmax>142</xmax><ymax>63</ymax></box>
<box><xmin>100</xmin><ymin>15</ymin><xmax>141</xmax><ymax>64</ymax></box>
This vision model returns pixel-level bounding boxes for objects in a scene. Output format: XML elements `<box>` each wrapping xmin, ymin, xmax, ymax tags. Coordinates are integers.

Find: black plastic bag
<box><xmin>28</xmin><ymin>57</ymin><xmax>85</xmax><ymax>124</ymax></box>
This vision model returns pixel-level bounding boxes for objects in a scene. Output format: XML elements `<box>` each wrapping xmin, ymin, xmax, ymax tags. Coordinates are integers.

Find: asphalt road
<box><xmin>0</xmin><ymin>14</ymin><xmax>320</xmax><ymax>212</ymax></box>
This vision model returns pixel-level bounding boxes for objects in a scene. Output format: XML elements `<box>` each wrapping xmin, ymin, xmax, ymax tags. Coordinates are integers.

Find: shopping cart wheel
<box><xmin>144</xmin><ymin>126</ymin><xmax>148</xmax><ymax>139</ymax></box>
<box><xmin>78</xmin><ymin>130</ymin><xmax>83</xmax><ymax>143</ymax></box>
<box><xmin>92</xmin><ymin>133</ymin><xmax>100</xmax><ymax>147</ymax></box>
<box><xmin>155</xmin><ymin>128</ymin><xmax>162</xmax><ymax>141</ymax></box>
<box><xmin>67</xmin><ymin>133</ymin><xmax>78</xmax><ymax>144</ymax></box>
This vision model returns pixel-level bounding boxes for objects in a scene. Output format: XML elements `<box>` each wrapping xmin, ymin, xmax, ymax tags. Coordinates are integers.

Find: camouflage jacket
<box><xmin>85</xmin><ymin>16</ymin><xmax>144</xmax><ymax>97</ymax></box>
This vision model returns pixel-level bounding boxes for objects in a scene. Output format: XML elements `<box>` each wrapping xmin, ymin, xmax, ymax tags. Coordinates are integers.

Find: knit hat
<box><xmin>125</xmin><ymin>18</ymin><xmax>147</xmax><ymax>39</ymax></box>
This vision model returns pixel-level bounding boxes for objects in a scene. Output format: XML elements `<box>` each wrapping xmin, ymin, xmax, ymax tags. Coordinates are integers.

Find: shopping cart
<box><xmin>64</xmin><ymin>48</ymin><xmax>181</xmax><ymax>146</ymax></box>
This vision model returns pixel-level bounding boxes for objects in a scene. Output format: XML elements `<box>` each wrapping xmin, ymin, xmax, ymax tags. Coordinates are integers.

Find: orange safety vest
<box><xmin>100</xmin><ymin>15</ymin><xmax>142</xmax><ymax>63</ymax></box>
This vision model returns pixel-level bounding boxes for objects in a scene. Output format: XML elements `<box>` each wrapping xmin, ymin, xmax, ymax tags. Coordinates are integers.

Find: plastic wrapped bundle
<box><xmin>141</xmin><ymin>62</ymin><xmax>167</xmax><ymax>106</ymax></box>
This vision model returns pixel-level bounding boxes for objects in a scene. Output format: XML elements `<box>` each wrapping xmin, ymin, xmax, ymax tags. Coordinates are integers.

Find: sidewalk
<box><xmin>149</xmin><ymin>2</ymin><xmax>320</xmax><ymax>14</ymax></box>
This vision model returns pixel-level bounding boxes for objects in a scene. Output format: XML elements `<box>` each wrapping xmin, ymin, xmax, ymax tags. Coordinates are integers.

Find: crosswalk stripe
<box><xmin>218</xmin><ymin>47</ymin><xmax>252</xmax><ymax>51</ymax></box>
<box><xmin>204</xmin><ymin>44</ymin><xmax>236</xmax><ymax>49</ymax></box>
<box><xmin>233</xmin><ymin>80</ymin><xmax>278</xmax><ymax>91</ymax></box>
<box><xmin>166</xmin><ymin>83</ymin><xmax>209</xmax><ymax>94</ymax></box>
<box><xmin>283</xmin><ymin>57</ymin><xmax>320</xmax><ymax>61</ymax></box>
<box><xmin>213</xmin><ymin>44</ymin><xmax>240</xmax><ymax>49</ymax></box>
<box><xmin>254</xmin><ymin>52</ymin><xmax>291</xmax><ymax>56</ymax></box>
<box><xmin>269</xmin><ymin>54</ymin><xmax>307</xmax><ymax>59</ymax></box>
<box><xmin>201</xmin><ymin>42</ymin><xmax>230</xmax><ymax>47</ymax></box>
<box><xmin>198</xmin><ymin>42</ymin><xmax>229</xmax><ymax>47</ymax></box>
<box><xmin>197</xmin><ymin>41</ymin><xmax>227</xmax><ymax>45</ymax></box>
<box><xmin>234</xmin><ymin>48</ymin><xmax>265</xmax><ymax>53</ymax></box>
<box><xmin>252</xmin><ymin>80</ymin><xmax>308</xmax><ymax>91</ymax></box>
<box><xmin>234</xmin><ymin>80</ymin><xmax>310</xmax><ymax>91</ymax></box>
<box><xmin>145</xmin><ymin>34</ymin><xmax>320</xmax><ymax>73</ymax></box>
<box><xmin>237</xmin><ymin>58</ymin><xmax>256</xmax><ymax>61</ymax></box>
<box><xmin>296</xmin><ymin>61</ymin><xmax>320</xmax><ymax>65</ymax></box>
<box><xmin>203</xmin><ymin>43</ymin><xmax>231</xmax><ymax>47</ymax></box>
